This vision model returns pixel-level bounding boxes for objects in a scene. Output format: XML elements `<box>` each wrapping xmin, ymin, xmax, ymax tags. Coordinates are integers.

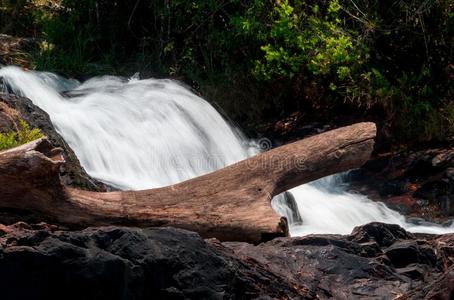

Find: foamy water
<box><xmin>1</xmin><ymin>65</ymin><xmax>453</xmax><ymax>235</ymax></box>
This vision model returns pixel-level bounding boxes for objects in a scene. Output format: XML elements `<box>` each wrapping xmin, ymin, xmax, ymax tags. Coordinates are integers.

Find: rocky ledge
<box><xmin>349</xmin><ymin>147</ymin><xmax>454</xmax><ymax>221</ymax></box>
<box><xmin>0</xmin><ymin>222</ymin><xmax>452</xmax><ymax>300</ymax></box>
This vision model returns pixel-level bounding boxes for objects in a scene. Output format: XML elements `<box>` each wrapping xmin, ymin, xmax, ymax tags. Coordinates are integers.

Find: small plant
<box><xmin>0</xmin><ymin>120</ymin><xmax>44</xmax><ymax>151</ymax></box>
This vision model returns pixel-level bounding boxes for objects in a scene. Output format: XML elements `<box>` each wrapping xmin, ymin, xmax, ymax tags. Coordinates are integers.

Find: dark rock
<box><xmin>225</xmin><ymin>223</ymin><xmax>453</xmax><ymax>299</ymax></box>
<box><xmin>0</xmin><ymin>225</ymin><xmax>313</xmax><ymax>300</ymax></box>
<box><xmin>396</xmin><ymin>264</ymin><xmax>426</xmax><ymax>280</ymax></box>
<box><xmin>406</xmin><ymin>217</ymin><xmax>440</xmax><ymax>227</ymax></box>
<box><xmin>273</xmin><ymin>192</ymin><xmax>303</xmax><ymax>226</ymax></box>
<box><xmin>432</xmin><ymin>150</ymin><xmax>454</xmax><ymax>167</ymax></box>
<box><xmin>348</xmin><ymin>222</ymin><xmax>414</xmax><ymax>247</ymax></box>
<box><xmin>446</xmin><ymin>167</ymin><xmax>454</xmax><ymax>181</ymax></box>
<box><xmin>385</xmin><ymin>195</ymin><xmax>419</xmax><ymax>214</ymax></box>
<box><xmin>406</xmin><ymin>217</ymin><xmax>427</xmax><ymax>225</ymax></box>
<box><xmin>351</xmin><ymin>146</ymin><xmax>454</xmax><ymax>219</ymax></box>
<box><xmin>0</xmin><ymin>93</ymin><xmax>107</xmax><ymax>191</ymax></box>
<box><xmin>384</xmin><ymin>240</ymin><xmax>437</xmax><ymax>268</ymax></box>
<box><xmin>379</xmin><ymin>180</ymin><xmax>407</xmax><ymax>197</ymax></box>
<box><xmin>0</xmin><ymin>222</ymin><xmax>452</xmax><ymax>300</ymax></box>
<box><xmin>442</xmin><ymin>219</ymin><xmax>454</xmax><ymax>227</ymax></box>
<box><xmin>404</xmin><ymin>265</ymin><xmax>454</xmax><ymax>299</ymax></box>
<box><xmin>434</xmin><ymin>234</ymin><xmax>454</xmax><ymax>269</ymax></box>
<box><xmin>439</xmin><ymin>195</ymin><xmax>454</xmax><ymax>216</ymax></box>
<box><xmin>414</xmin><ymin>180</ymin><xmax>449</xmax><ymax>200</ymax></box>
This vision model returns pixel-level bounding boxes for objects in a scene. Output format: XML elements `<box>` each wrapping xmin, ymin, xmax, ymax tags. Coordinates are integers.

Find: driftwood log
<box><xmin>0</xmin><ymin>122</ymin><xmax>376</xmax><ymax>243</ymax></box>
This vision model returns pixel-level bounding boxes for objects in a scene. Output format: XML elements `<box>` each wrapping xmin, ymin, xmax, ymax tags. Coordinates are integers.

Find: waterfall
<box><xmin>1</xmin><ymin>65</ymin><xmax>453</xmax><ymax>235</ymax></box>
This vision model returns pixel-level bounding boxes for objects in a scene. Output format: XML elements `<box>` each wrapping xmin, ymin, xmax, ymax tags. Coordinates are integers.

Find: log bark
<box><xmin>0</xmin><ymin>122</ymin><xmax>376</xmax><ymax>243</ymax></box>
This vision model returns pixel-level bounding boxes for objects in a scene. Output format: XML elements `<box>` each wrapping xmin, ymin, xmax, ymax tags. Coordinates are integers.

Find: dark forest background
<box><xmin>1</xmin><ymin>0</ymin><xmax>454</xmax><ymax>148</ymax></box>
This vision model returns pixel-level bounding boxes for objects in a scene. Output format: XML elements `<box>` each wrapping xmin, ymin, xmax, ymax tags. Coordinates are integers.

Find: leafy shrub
<box><xmin>233</xmin><ymin>1</ymin><xmax>364</xmax><ymax>82</ymax></box>
<box><xmin>3</xmin><ymin>0</ymin><xmax>454</xmax><ymax>144</ymax></box>
<box><xmin>232</xmin><ymin>0</ymin><xmax>454</xmax><ymax>143</ymax></box>
<box><xmin>0</xmin><ymin>120</ymin><xmax>44</xmax><ymax>151</ymax></box>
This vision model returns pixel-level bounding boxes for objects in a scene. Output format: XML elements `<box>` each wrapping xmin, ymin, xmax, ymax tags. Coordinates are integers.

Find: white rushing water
<box><xmin>1</xmin><ymin>65</ymin><xmax>453</xmax><ymax>236</ymax></box>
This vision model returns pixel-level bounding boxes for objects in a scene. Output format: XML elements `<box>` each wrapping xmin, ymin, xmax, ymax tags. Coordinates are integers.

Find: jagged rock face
<box><xmin>0</xmin><ymin>93</ymin><xmax>107</xmax><ymax>191</ymax></box>
<box><xmin>0</xmin><ymin>222</ymin><xmax>452</xmax><ymax>300</ymax></box>
<box><xmin>224</xmin><ymin>222</ymin><xmax>454</xmax><ymax>299</ymax></box>
<box><xmin>350</xmin><ymin>147</ymin><xmax>454</xmax><ymax>219</ymax></box>
<box><xmin>0</xmin><ymin>223</ymin><xmax>313</xmax><ymax>300</ymax></box>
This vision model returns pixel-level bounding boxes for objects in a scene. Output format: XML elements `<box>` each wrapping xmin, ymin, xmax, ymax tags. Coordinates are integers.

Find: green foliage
<box><xmin>231</xmin><ymin>0</ymin><xmax>454</xmax><ymax>143</ymax></box>
<box><xmin>0</xmin><ymin>120</ymin><xmax>44</xmax><ymax>151</ymax></box>
<box><xmin>345</xmin><ymin>0</ymin><xmax>454</xmax><ymax>142</ymax></box>
<box><xmin>2</xmin><ymin>0</ymin><xmax>454</xmax><ymax>145</ymax></box>
<box><xmin>238</xmin><ymin>0</ymin><xmax>362</xmax><ymax>83</ymax></box>
<box><xmin>30</xmin><ymin>0</ymin><xmax>245</xmax><ymax>77</ymax></box>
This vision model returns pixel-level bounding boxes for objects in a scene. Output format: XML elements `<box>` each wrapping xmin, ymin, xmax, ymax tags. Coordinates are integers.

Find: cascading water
<box><xmin>1</xmin><ymin>65</ymin><xmax>453</xmax><ymax>236</ymax></box>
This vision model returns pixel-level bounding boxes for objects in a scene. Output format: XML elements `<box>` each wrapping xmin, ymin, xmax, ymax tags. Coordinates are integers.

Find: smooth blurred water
<box><xmin>1</xmin><ymin>65</ymin><xmax>453</xmax><ymax>235</ymax></box>
<box><xmin>289</xmin><ymin>177</ymin><xmax>454</xmax><ymax>235</ymax></box>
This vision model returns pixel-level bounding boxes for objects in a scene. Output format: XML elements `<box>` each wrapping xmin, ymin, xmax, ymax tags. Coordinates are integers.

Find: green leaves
<box><xmin>235</xmin><ymin>0</ymin><xmax>364</xmax><ymax>87</ymax></box>
<box><xmin>0</xmin><ymin>120</ymin><xmax>44</xmax><ymax>151</ymax></box>
<box><xmin>5</xmin><ymin>0</ymin><xmax>452</xmax><ymax>144</ymax></box>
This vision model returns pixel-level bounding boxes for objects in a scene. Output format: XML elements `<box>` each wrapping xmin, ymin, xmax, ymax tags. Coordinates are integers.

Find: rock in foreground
<box><xmin>0</xmin><ymin>222</ymin><xmax>452</xmax><ymax>300</ymax></box>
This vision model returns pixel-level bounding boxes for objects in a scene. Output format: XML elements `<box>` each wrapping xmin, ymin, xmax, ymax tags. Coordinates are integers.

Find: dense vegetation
<box><xmin>0</xmin><ymin>119</ymin><xmax>43</xmax><ymax>150</ymax></box>
<box><xmin>1</xmin><ymin>0</ymin><xmax>453</xmax><ymax>147</ymax></box>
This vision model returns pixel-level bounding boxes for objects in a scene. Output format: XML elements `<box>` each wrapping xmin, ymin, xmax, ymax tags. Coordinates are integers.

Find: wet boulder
<box><xmin>0</xmin><ymin>222</ymin><xmax>452</xmax><ymax>299</ymax></box>
<box><xmin>351</xmin><ymin>146</ymin><xmax>454</xmax><ymax>218</ymax></box>
<box><xmin>0</xmin><ymin>225</ymin><xmax>312</xmax><ymax>300</ymax></box>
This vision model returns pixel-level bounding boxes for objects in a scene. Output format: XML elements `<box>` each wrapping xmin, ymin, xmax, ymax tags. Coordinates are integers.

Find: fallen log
<box><xmin>0</xmin><ymin>122</ymin><xmax>376</xmax><ymax>243</ymax></box>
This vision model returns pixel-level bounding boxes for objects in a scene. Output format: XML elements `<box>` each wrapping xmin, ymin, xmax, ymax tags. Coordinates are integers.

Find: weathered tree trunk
<box><xmin>0</xmin><ymin>122</ymin><xmax>376</xmax><ymax>243</ymax></box>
